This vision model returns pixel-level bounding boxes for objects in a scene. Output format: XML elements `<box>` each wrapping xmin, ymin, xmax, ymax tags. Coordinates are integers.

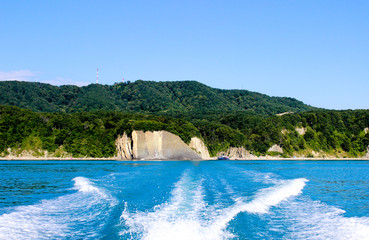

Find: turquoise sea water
<box><xmin>0</xmin><ymin>160</ymin><xmax>368</xmax><ymax>240</ymax></box>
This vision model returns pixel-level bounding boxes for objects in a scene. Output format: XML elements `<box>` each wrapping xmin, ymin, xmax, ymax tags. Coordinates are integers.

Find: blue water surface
<box><xmin>0</xmin><ymin>160</ymin><xmax>368</xmax><ymax>240</ymax></box>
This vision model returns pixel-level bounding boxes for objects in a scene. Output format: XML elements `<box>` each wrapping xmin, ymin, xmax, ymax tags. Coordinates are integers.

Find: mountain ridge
<box><xmin>0</xmin><ymin>80</ymin><xmax>315</xmax><ymax>116</ymax></box>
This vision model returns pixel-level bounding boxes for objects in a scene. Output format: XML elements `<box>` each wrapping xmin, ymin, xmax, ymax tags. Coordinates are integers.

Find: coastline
<box><xmin>0</xmin><ymin>156</ymin><xmax>368</xmax><ymax>161</ymax></box>
<box><xmin>0</xmin><ymin>157</ymin><xmax>120</xmax><ymax>161</ymax></box>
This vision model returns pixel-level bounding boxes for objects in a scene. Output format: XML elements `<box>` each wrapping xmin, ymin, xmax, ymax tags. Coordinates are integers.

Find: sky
<box><xmin>0</xmin><ymin>0</ymin><xmax>368</xmax><ymax>110</ymax></box>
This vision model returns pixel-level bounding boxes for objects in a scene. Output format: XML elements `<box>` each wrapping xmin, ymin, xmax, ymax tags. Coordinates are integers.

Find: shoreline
<box><xmin>0</xmin><ymin>157</ymin><xmax>368</xmax><ymax>161</ymax></box>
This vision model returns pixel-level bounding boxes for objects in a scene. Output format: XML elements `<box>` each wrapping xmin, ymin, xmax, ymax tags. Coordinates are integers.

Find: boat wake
<box><xmin>273</xmin><ymin>196</ymin><xmax>369</xmax><ymax>240</ymax></box>
<box><xmin>2</xmin><ymin>167</ymin><xmax>367</xmax><ymax>240</ymax></box>
<box><xmin>119</xmin><ymin>171</ymin><xmax>307</xmax><ymax>240</ymax></box>
<box><xmin>0</xmin><ymin>177</ymin><xmax>117</xmax><ymax>240</ymax></box>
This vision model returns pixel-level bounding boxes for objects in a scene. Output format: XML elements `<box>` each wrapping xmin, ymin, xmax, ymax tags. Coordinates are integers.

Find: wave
<box><xmin>244</xmin><ymin>178</ymin><xmax>308</xmax><ymax>214</ymax></box>
<box><xmin>0</xmin><ymin>176</ymin><xmax>117</xmax><ymax>240</ymax></box>
<box><xmin>72</xmin><ymin>176</ymin><xmax>110</xmax><ymax>198</ymax></box>
<box><xmin>204</xmin><ymin>178</ymin><xmax>308</xmax><ymax>238</ymax></box>
<box><xmin>238</xmin><ymin>171</ymin><xmax>369</xmax><ymax>239</ymax></box>
<box><xmin>120</xmin><ymin>171</ymin><xmax>218</xmax><ymax>240</ymax></box>
<box><xmin>272</xmin><ymin>197</ymin><xmax>369</xmax><ymax>240</ymax></box>
<box><xmin>119</xmin><ymin>171</ymin><xmax>307</xmax><ymax>240</ymax></box>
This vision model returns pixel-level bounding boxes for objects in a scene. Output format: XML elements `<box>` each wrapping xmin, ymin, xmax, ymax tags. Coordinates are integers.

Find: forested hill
<box><xmin>0</xmin><ymin>80</ymin><xmax>315</xmax><ymax>116</ymax></box>
<box><xmin>1</xmin><ymin>105</ymin><xmax>369</xmax><ymax>158</ymax></box>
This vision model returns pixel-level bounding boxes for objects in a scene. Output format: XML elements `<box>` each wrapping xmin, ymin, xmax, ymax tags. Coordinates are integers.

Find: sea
<box><xmin>0</xmin><ymin>160</ymin><xmax>368</xmax><ymax>240</ymax></box>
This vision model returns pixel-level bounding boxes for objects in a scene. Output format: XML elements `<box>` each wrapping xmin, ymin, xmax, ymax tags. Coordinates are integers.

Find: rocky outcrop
<box><xmin>365</xmin><ymin>146</ymin><xmax>369</xmax><ymax>158</ymax></box>
<box><xmin>364</xmin><ymin>128</ymin><xmax>369</xmax><ymax>134</ymax></box>
<box><xmin>115</xmin><ymin>133</ymin><xmax>133</xmax><ymax>160</ymax></box>
<box><xmin>217</xmin><ymin>147</ymin><xmax>258</xmax><ymax>159</ymax></box>
<box><xmin>227</xmin><ymin>147</ymin><xmax>257</xmax><ymax>159</ymax></box>
<box><xmin>276</xmin><ymin>112</ymin><xmax>293</xmax><ymax>116</ymax></box>
<box><xmin>189</xmin><ymin>137</ymin><xmax>210</xmax><ymax>159</ymax></box>
<box><xmin>281</xmin><ymin>129</ymin><xmax>289</xmax><ymax>135</ymax></box>
<box><xmin>116</xmin><ymin>130</ymin><xmax>204</xmax><ymax>160</ymax></box>
<box><xmin>295</xmin><ymin>127</ymin><xmax>307</xmax><ymax>135</ymax></box>
<box><xmin>267</xmin><ymin>144</ymin><xmax>283</xmax><ymax>153</ymax></box>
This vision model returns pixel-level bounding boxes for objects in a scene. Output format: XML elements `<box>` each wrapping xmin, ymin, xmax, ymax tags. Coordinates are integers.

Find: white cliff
<box><xmin>189</xmin><ymin>137</ymin><xmax>210</xmax><ymax>159</ymax></box>
<box><xmin>116</xmin><ymin>130</ymin><xmax>207</xmax><ymax>160</ymax></box>
<box><xmin>115</xmin><ymin>133</ymin><xmax>133</xmax><ymax>160</ymax></box>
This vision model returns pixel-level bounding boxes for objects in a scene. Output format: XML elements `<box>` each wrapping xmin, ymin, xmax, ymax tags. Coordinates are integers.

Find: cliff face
<box><xmin>116</xmin><ymin>130</ymin><xmax>207</xmax><ymax>160</ymax></box>
<box><xmin>115</xmin><ymin>133</ymin><xmax>133</xmax><ymax>160</ymax></box>
<box><xmin>189</xmin><ymin>137</ymin><xmax>210</xmax><ymax>159</ymax></box>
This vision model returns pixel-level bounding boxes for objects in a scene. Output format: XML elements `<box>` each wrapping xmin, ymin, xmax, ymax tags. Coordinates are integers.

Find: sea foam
<box><xmin>119</xmin><ymin>171</ymin><xmax>307</xmax><ymax>240</ymax></box>
<box><xmin>205</xmin><ymin>178</ymin><xmax>308</xmax><ymax>236</ymax></box>
<box><xmin>274</xmin><ymin>196</ymin><xmax>369</xmax><ymax>240</ymax></box>
<box><xmin>120</xmin><ymin>171</ymin><xmax>224</xmax><ymax>240</ymax></box>
<box><xmin>0</xmin><ymin>176</ymin><xmax>116</xmax><ymax>240</ymax></box>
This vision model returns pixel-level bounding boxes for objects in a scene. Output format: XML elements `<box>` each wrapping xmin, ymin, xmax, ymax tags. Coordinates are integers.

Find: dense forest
<box><xmin>1</xmin><ymin>105</ymin><xmax>369</xmax><ymax>158</ymax></box>
<box><xmin>0</xmin><ymin>80</ymin><xmax>314</xmax><ymax>117</ymax></box>
<box><xmin>0</xmin><ymin>105</ymin><xmax>201</xmax><ymax>158</ymax></box>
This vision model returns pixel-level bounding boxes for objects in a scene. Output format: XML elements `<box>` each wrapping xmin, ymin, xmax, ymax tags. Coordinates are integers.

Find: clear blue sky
<box><xmin>1</xmin><ymin>0</ymin><xmax>368</xmax><ymax>110</ymax></box>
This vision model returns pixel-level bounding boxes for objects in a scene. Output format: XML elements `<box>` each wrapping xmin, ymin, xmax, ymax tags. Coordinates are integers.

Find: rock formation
<box><xmin>217</xmin><ymin>147</ymin><xmax>258</xmax><ymax>159</ymax></box>
<box><xmin>116</xmin><ymin>130</ymin><xmax>207</xmax><ymax>160</ymax></box>
<box><xmin>276</xmin><ymin>112</ymin><xmax>293</xmax><ymax>116</ymax></box>
<box><xmin>295</xmin><ymin>127</ymin><xmax>307</xmax><ymax>135</ymax></box>
<box><xmin>267</xmin><ymin>144</ymin><xmax>283</xmax><ymax>153</ymax></box>
<box><xmin>227</xmin><ymin>147</ymin><xmax>257</xmax><ymax>159</ymax></box>
<box><xmin>189</xmin><ymin>137</ymin><xmax>210</xmax><ymax>159</ymax></box>
<box><xmin>281</xmin><ymin>129</ymin><xmax>289</xmax><ymax>135</ymax></box>
<box><xmin>366</xmin><ymin>146</ymin><xmax>369</xmax><ymax>158</ymax></box>
<box><xmin>115</xmin><ymin>133</ymin><xmax>133</xmax><ymax>160</ymax></box>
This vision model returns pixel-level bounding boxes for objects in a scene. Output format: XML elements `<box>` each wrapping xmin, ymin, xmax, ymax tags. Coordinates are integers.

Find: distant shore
<box><xmin>0</xmin><ymin>157</ymin><xmax>368</xmax><ymax>161</ymax></box>
<box><xmin>0</xmin><ymin>157</ymin><xmax>119</xmax><ymax>161</ymax></box>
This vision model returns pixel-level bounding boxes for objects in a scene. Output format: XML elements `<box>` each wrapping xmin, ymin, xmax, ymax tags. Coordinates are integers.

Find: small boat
<box><xmin>217</xmin><ymin>156</ymin><xmax>230</xmax><ymax>160</ymax></box>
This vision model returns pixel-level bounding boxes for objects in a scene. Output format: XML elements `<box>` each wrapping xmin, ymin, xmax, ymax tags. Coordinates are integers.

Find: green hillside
<box><xmin>2</xmin><ymin>80</ymin><xmax>368</xmax><ymax>159</ymax></box>
<box><xmin>1</xmin><ymin>105</ymin><xmax>369</xmax><ymax>158</ymax></box>
<box><xmin>0</xmin><ymin>105</ymin><xmax>200</xmax><ymax>158</ymax></box>
<box><xmin>0</xmin><ymin>80</ymin><xmax>314</xmax><ymax>117</ymax></box>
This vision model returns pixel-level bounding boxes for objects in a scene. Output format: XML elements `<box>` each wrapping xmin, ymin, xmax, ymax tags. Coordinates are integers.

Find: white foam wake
<box><xmin>274</xmin><ymin>198</ymin><xmax>369</xmax><ymax>240</ymax></box>
<box><xmin>244</xmin><ymin>178</ymin><xmax>308</xmax><ymax>214</ymax></box>
<box><xmin>120</xmin><ymin>171</ymin><xmax>222</xmax><ymax>240</ymax></box>
<box><xmin>72</xmin><ymin>176</ymin><xmax>109</xmax><ymax>198</ymax></box>
<box><xmin>206</xmin><ymin>178</ymin><xmax>308</xmax><ymax>235</ymax></box>
<box><xmin>0</xmin><ymin>176</ymin><xmax>117</xmax><ymax>240</ymax></box>
<box><xmin>120</xmin><ymin>171</ymin><xmax>307</xmax><ymax>240</ymax></box>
